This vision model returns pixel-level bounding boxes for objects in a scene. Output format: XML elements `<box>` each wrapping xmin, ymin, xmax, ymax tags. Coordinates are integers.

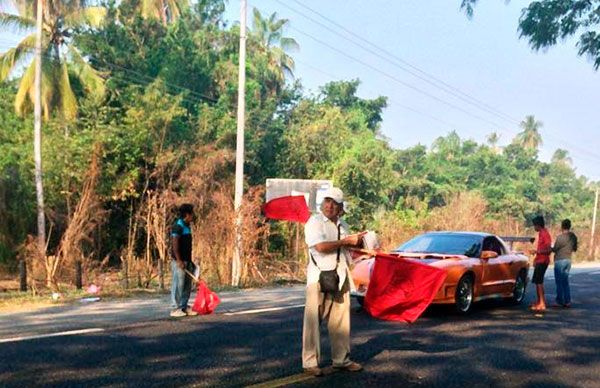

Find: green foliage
<box><xmin>0</xmin><ymin>0</ymin><xmax>106</xmax><ymax>120</ymax></box>
<box><xmin>320</xmin><ymin>79</ymin><xmax>387</xmax><ymax>131</ymax></box>
<box><xmin>0</xmin><ymin>83</ymin><xmax>35</xmax><ymax>264</ymax></box>
<box><xmin>0</xmin><ymin>0</ymin><xmax>597</xmax><ymax>275</ymax></box>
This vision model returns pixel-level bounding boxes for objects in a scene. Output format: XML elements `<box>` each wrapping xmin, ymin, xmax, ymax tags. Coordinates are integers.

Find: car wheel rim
<box><xmin>514</xmin><ymin>275</ymin><xmax>525</xmax><ymax>302</ymax></box>
<box><xmin>457</xmin><ymin>279</ymin><xmax>473</xmax><ymax>312</ymax></box>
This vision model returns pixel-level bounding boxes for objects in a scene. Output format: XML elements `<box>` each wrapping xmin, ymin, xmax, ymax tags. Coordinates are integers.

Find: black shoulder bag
<box><xmin>310</xmin><ymin>224</ymin><xmax>341</xmax><ymax>293</ymax></box>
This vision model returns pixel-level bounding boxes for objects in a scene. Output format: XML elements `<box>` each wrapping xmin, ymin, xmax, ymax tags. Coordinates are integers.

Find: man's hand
<box><xmin>176</xmin><ymin>260</ymin><xmax>185</xmax><ymax>270</ymax></box>
<box><xmin>314</xmin><ymin>232</ymin><xmax>368</xmax><ymax>253</ymax></box>
<box><xmin>343</xmin><ymin>232</ymin><xmax>367</xmax><ymax>247</ymax></box>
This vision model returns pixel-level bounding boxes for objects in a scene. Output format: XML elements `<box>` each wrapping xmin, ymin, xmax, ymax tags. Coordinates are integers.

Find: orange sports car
<box><xmin>351</xmin><ymin>231</ymin><xmax>530</xmax><ymax>314</ymax></box>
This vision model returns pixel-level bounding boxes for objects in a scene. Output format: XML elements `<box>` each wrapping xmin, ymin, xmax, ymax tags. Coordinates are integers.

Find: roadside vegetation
<box><xmin>0</xmin><ymin>0</ymin><xmax>598</xmax><ymax>301</ymax></box>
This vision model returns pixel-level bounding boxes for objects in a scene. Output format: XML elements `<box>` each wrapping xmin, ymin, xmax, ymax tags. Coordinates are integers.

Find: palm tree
<box><xmin>0</xmin><ymin>0</ymin><xmax>106</xmax><ymax>121</ymax></box>
<box><xmin>551</xmin><ymin>148</ymin><xmax>573</xmax><ymax>166</ymax></box>
<box><xmin>486</xmin><ymin>132</ymin><xmax>501</xmax><ymax>153</ymax></box>
<box><xmin>251</xmin><ymin>8</ymin><xmax>299</xmax><ymax>83</ymax></box>
<box><xmin>514</xmin><ymin>115</ymin><xmax>543</xmax><ymax>150</ymax></box>
<box><xmin>139</xmin><ymin>0</ymin><xmax>188</xmax><ymax>26</ymax></box>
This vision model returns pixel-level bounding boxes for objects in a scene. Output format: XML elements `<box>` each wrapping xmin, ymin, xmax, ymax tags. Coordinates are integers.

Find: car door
<box><xmin>480</xmin><ymin>236</ymin><xmax>513</xmax><ymax>296</ymax></box>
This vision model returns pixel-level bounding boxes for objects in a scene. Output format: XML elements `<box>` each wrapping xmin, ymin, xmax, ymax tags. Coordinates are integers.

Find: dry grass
<box><xmin>177</xmin><ymin>147</ymin><xmax>273</xmax><ymax>286</ymax></box>
<box><xmin>374</xmin><ymin>191</ymin><xmax>598</xmax><ymax>262</ymax></box>
<box><xmin>48</xmin><ymin>147</ymin><xmax>106</xmax><ymax>289</ymax></box>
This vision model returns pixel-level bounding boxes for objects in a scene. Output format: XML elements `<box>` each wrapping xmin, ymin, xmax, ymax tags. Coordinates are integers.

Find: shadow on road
<box><xmin>1</xmin><ymin>273</ymin><xmax>599</xmax><ymax>387</ymax></box>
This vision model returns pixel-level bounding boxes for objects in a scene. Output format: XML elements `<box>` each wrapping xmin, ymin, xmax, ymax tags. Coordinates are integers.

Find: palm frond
<box><xmin>0</xmin><ymin>33</ymin><xmax>35</xmax><ymax>80</ymax></box>
<box><xmin>15</xmin><ymin>54</ymin><xmax>60</xmax><ymax>120</ymax></box>
<box><xmin>14</xmin><ymin>59</ymin><xmax>35</xmax><ymax>116</ymax></box>
<box><xmin>2</xmin><ymin>0</ymin><xmax>35</xmax><ymax>19</ymax></box>
<box><xmin>167</xmin><ymin>0</ymin><xmax>188</xmax><ymax>19</ymax></box>
<box><xmin>280</xmin><ymin>37</ymin><xmax>299</xmax><ymax>51</ymax></box>
<box><xmin>64</xmin><ymin>6</ymin><xmax>107</xmax><ymax>28</ymax></box>
<box><xmin>140</xmin><ymin>0</ymin><xmax>160</xmax><ymax>20</ymax></box>
<box><xmin>0</xmin><ymin>11</ymin><xmax>35</xmax><ymax>33</ymax></box>
<box><xmin>59</xmin><ymin>59</ymin><xmax>77</xmax><ymax>120</ymax></box>
<box><xmin>40</xmin><ymin>58</ymin><xmax>56</xmax><ymax>120</ymax></box>
<box><xmin>69</xmin><ymin>45</ymin><xmax>105</xmax><ymax>98</ymax></box>
<box><xmin>270</xmin><ymin>18</ymin><xmax>287</xmax><ymax>32</ymax></box>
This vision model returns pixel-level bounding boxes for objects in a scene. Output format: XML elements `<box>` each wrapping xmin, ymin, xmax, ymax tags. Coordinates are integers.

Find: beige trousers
<box><xmin>302</xmin><ymin>281</ymin><xmax>351</xmax><ymax>368</ymax></box>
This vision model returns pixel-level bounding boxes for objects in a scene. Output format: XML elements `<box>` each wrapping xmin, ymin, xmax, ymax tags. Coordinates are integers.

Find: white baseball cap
<box><xmin>323</xmin><ymin>187</ymin><xmax>344</xmax><ymax>204</ymax></box>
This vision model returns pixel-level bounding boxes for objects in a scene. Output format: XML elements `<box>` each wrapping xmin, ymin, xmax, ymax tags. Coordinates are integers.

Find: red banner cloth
<box><xmin>192</xmin><ymin>281</ymin><xmax>221</xmax><ymax>314</ymax></box>
<box><xmin>262</xmin><ymin>195</ymin><xmax>311</xmax><ymax>224</ymax></box>
<box><xmin>364</xmin><ymin>253</ymin><xmax>447</xmax><ymax>323</ymax></box>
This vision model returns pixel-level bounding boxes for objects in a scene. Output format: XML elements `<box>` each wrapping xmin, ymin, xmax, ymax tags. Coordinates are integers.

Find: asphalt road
<box><xmin>2</xmin><ymin>265</ymin><xmax>600</xmax><ymax>388</ymax></box>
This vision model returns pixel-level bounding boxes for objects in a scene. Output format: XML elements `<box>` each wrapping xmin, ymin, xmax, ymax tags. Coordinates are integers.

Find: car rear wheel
<box><xmin>455</xmin><ymin>275</ymin><xmax>474</xmax><ymax>314</ymax></box>
<box><xmin>511</xmin><ymin>270</ymin><xmax>527</xmax><ymax>304</ymax></box>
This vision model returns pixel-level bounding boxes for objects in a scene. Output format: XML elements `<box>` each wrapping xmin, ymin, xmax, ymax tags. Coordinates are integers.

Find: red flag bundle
<box><xmin>192</xmin><ymin>281</ymin><xmax>221</xmax><ymax>314</ymax></box>
<box><xmin>262</xmin><ymin>195</ymin><xmax>311</xmax><ymax>223</ymax></box>
<box><xmin>364</xmin><ymin>253</ymin><xmax>447</xmax><ymax>323</ymax></box>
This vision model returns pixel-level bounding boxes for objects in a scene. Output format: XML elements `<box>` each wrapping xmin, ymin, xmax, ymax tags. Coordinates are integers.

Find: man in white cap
<box><xmin>302</xmin><ymin>187</ymin><xmax>364</xmax><ymax>376</ymax></box>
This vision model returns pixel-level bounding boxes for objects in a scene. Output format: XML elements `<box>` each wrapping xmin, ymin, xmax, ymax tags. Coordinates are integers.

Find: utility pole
<box><xmin>232</xmin><ymin>0</ymin><xmax>247</xmax><ymax>287</ymax></box>
<box><xmin>34</xmin><ymin>0</ymin><xmax>46</xmax><ymax>257</ymax></box>
<box><xmin>591</xmin><ymin>188</ymin><xmax>599</xmax><ymax>259</ymax></box>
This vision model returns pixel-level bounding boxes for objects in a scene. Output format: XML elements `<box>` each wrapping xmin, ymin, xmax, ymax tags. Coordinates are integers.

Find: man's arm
<box><xmin>551</xmin><ymin>234</ymin><xmax>566</xmax><ymax>253</ymax></box>
<box><xmin>314</xmin><ymin>233</ymin><xmax>364</xmax><ymax>253</ymax></box>
<box><xmin>172</xmin><ymin>235</ymin><xmax>184</xmax><ymax>269</ymax></box>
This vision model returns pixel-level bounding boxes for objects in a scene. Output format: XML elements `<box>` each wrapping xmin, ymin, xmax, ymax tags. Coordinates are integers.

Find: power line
<box><xmin>297</xmin><ymin>56</ymin><xmax>600</xmax><ymax>175</ymax></box>
<box><xmin>254</xmin><ymin>1</ymin><xmax>600</xmax><ymax>165</ymax></box>
<box><xmin>0</xmin><ymin>41</ymin><xmax>217</xmax><ymax>103</ymax></box>
<box><xmin>284</xmin><ymin>24</ymin><xmax>510</xmax><ymax>130</ymax></box>
<box><xmin>295</xmin><ymin>57</ymin><xmax>463</xmax><ymax>132</ymax></box>
<box><xmin>0</xmin><ymin>46</ymin><xmax>212</xmax><ymax>108</ymax></box>
<box><xmin>96</xmin><ymin>60</ymin><xmax>217</xmax><ymax>103</ymax></box>
<box><xmin>269</xmin><ymin>0</ymin><xmax>520</xmax><ymax>125</ymax></box>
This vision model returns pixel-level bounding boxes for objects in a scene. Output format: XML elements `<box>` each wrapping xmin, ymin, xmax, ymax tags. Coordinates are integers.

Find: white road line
<box><xmin>223</xmin><ymin>304</ymin><xmax>305</xmax><ymax>316</ymax></box>
<box><xmin>0</xmin><ymin>328</ymin><xmax>105</xmax><ymax>344</ymax></box>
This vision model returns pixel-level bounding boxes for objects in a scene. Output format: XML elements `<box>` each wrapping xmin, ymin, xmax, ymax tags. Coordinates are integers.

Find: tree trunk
<box><xmin>34</xmin><ymin>0</ymin><xmax>46</xmax><ymax>265</ymax></box>
<box><xmin>75</xmin><ymin>260</ymin><xmax>82</xmax><ymax>290</ymax></box>
<box><xmin>158</xmin><ymin>256</ymin><xmax>165</xmax><ymax>291</ymax></box>
<box><xmin>159</xmin><ymin>0</ymin><xmax>168</xmax><ymax>26</ymax></box>
<box><xmin>19</xmin><ymin>260</ymin><xmax>27</xmax><ymax>292</ymax></box>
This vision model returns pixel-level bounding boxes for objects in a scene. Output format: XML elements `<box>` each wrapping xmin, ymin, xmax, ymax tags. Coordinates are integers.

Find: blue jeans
<box><xmin>554</xmin><ymin>259</ymin><xmax>571</xmax><ymax>306</ymax></box>
<box><xmin>171</xmin><ymin>260</ymin><xmax>194</xmax><ymax>310</ymax></box>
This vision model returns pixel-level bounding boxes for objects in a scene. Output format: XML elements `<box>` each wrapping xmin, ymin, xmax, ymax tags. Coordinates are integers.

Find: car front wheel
<box><xmin>511</xmin><ymin>270</ymin><xmax>527</xmax><ymax>304</ymax></box>
<box><xmin>455</xmin><ymin>275</ymin><xmax>474</xmax><ymax>314</ymax></box>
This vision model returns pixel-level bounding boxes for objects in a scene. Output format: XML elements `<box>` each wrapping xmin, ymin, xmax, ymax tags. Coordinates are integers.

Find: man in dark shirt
<box><xmin>170</xmin><ymin>204</ymin><xmax>198</xmax><ymax>318</ymax></box>
<box><xmin>552</xmin><ymin>219</ymin><xmax>577</xmax><ymax>307</ymax></box>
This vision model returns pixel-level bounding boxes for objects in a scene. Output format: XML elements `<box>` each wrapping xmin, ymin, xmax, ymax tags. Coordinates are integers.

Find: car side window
<box><xmin>482</xmin><ymin>237</ymin><xmax>506</xmax><ymax>256</ymax></box>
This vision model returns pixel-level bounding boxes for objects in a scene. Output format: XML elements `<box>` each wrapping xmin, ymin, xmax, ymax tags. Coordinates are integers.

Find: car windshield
<box><xmin>394</xmin><ymin>234</ymin><xmax>482</xmax><ymax>257</ymax></box>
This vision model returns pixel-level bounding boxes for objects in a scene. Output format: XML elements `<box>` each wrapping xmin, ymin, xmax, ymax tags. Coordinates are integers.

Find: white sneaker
<box><xmin>170</xmin><ymin>309</ymin><xmax>186</xmax><ymax>318</ymax></box>
<box><xmin>185</xmin><ymin>308</ymin><xmax>198</xmax><ymax>316</ymax></box>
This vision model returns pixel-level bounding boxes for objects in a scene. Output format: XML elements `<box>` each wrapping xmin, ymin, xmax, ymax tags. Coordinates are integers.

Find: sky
<box><xmin>225</xmin><ymin>0</ymin><xmax>600</xmax><ymax>181</ymax></box>
<box><xmin>1</xmin><ymin>0</ymin><xmax>598</xmax><ymax>181</ymax></box>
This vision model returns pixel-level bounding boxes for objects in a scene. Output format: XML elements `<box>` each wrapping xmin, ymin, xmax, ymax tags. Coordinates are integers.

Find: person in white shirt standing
<box><xmin>302</xmin><ymin>187</ymin><xmax>364</xmax><ymax>376</ymax></box>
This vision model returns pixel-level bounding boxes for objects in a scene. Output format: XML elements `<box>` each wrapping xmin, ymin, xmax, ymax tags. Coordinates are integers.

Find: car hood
<box><xmin>353</xmin><ymin>251</ymin><xmax>468</xmax><ymax>271</ymax></box>
<box><xmin>391</xmin><ymin>252</ymin><xmax>468</xmax><ymax>260</ymax></box>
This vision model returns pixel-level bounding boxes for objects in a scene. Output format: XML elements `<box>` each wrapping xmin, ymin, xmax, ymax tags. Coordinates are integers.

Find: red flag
<box><xmin>192</xmin><ymin>281</ymin><xmax>221</xmax><ymax>314</ymax></box>
<box><xmin>262</xmin><ymin>195</ymin><xmax>311</xmax><ymax>223</ymax></box>
<box><xmin>364</xmin><ymin>253</ymin><xmax>447</xmax><ymax>323</ymax></box>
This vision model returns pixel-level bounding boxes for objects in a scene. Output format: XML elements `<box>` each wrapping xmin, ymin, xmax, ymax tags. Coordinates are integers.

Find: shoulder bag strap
<box><xmin>335</xmin><ymin>224</ymin><xmax>341</xmax><ymax>268</ymax></box>
<box><xmin>309</xmin><ymin>223</ymin><xmax>342</xmax><ymax>270</ymax></box>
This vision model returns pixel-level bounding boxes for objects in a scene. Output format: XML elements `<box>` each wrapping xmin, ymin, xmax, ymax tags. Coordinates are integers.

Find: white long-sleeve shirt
<box><xmin>304</xmin><ymin>213</ymin><xmax>354</xmax><ymax>291</ymax></box>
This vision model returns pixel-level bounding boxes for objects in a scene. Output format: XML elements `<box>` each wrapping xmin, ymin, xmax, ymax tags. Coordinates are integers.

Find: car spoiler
<box><xmin>500</xmin><ymin>236</ymin><xmax>535</xmax><ymax>251</ymax></box>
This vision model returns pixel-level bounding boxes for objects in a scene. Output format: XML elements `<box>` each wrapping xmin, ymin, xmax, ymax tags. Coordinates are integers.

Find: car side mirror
<box><xmin>480</xmin><ymin>250</ymin><xmax>498</xmax><ymax>260</ymax></box>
